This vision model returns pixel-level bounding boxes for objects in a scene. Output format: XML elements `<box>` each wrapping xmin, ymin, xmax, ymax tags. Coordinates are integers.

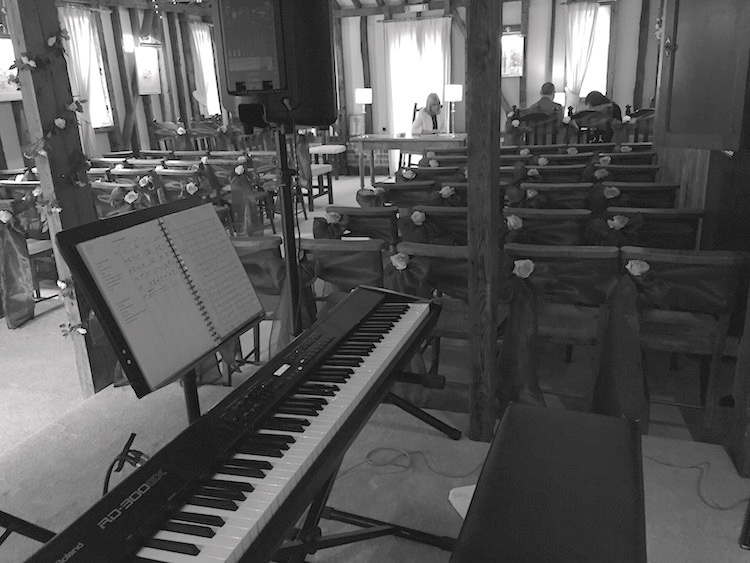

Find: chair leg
<box><xmin>326</xmin><ymin>172</ymin><xmax>333</xmax><ymax>204</ymax></box>
<box><xmin>700</xmin><ymin>354</ymin><xmax>722</xmax><ymax>438</ymax></box>
<box><xmin>429</xmin><ymin>336</ymin><xmax>442</xmax><ymax>376</ymax></box>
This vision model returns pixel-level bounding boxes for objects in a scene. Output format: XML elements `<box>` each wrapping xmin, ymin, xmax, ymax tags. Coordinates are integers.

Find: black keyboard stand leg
<box><xmin>386</xmin><ymin>392</ymin><xmax>462</xmax><ymax>440</ymax></box>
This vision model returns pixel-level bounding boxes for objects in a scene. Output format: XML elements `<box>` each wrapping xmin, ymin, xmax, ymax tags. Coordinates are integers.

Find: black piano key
<box><xmin>275</xmin><ymin>405</ymin><xmax>320</xmax><ymax>416</ymax></box>
<box><xmin>162</xmin><ymin>520</ymin><xmax>216</xmax><ymax>538</ymax></box>
<box><xmin>144</xmin><ymin>538</ymin><xmax>200</xmax><ymax>556</ymax></box>
<box><xmin>223</xmin><ymin>457</ymin><xmax>273</xmax><ymax>470</ymax></box>
<box><xmin>188</xmin><ymin>496</ymin><xmax>239</xmax><ymax>511</ymax></box>
<box><xmin>199</xmin><ymin>478</ymin><xmax>254</xmax><ymax>493</ymax></box>
<box><xmin>242</xmin><ymin>437</ymin><xmax>291</xmax><ymax>450</ymax></box>
<box><xmin>247</xmin><ymin>433</ymin><xmax>295</xmax><ymax>445</ymax></box>
<box><xmin>263</xmin><ymin>417</ymin><xmax>309</xmax><ymax>432</ymax></box>
<box><xmin>133</xmin><ymin>557</ymin><xmax>162</xmax><ymax>563</ymax></box>
<box><xmin>296</xmin><ymin>384</ymin><xmax>339</xmax><ymax>396</ymax></box>
<box><xmin>307</xmin><ymin>374</ymin><xmax>349</xmax><ymax>384</ymax></box>
<box><xmin>173</xmin><ymin>511</ymin><xmax>225</xmax><ymax>527</ymax></box>
<box><xmin>326</xmin><ymin>357</ymin><xmax>363</xmax><ymax>366</ymax></box>
<box><xmin>195</xmin><ymin>485</ymin><xmax>246</xmax><ymax>501</ymax></box>
<box><xmin>214</xmin><ymin>464</ymin><xmax>266</xmax><ymax>478</ymax></box>
<box><xmin>315</xmin><ymin>366</ymin><xmax>354</xmax><ymax>375</ymax></box>
<box><xmin>234</xmin><ymin>444</ymin><xmax>285</xmax><ymax>457</ymax></box>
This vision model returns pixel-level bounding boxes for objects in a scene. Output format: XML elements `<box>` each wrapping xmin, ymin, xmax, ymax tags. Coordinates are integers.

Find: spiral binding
<box><xmin>158</xmin><ymin>219</ymin><xmax>221</xmax><ymax>343</ymax></box>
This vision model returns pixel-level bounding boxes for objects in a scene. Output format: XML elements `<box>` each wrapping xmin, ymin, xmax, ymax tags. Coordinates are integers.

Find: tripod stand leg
<box><xmin>386</xmin><ymin>392</ymin><xmax>462</xmax><ymax>440</ymax></box>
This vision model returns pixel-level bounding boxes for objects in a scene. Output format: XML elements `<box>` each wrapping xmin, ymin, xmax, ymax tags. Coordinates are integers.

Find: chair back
<box><xmin>394</xmin><ymin>242</ymin><xmax>470</xmax><ymax>302</ymax></box>
<box><xmin>138</xmin><ymin>150</ymin><xmax>173</xmax><ymax>159</ymax></box>
<box><xmin>519</xmin><ymin>182</ymin><xmax>594</xmax><ymax>209</ymax></box>
<box><xmin>503</xmin><ymin>208</ymin><xmax>592</xmax><ymax>246</ymax></box>
<box><xmin>173</xmin><ymin>150</ymin><xmax>210</xmax><ymax>160</ymax></box>
<box><xmin>153</xmin><ymin>167</ymin><xmax>207</xmax><ymax>204</ymax></box>
<box><xmin>524</xmin><ymin>164</ymin><xmax>586</xmax><ymax>183</ymax></box>
<box><xmin>90</xmin><ymin>180</ymin><xmax>155</xmax><ymax>217</ymax></box>
<box><xmin>396</xmin><ymin>165</ymin><xmax>466</xmax><ymax>184</ymax></box>
<box><xmin>126</xmin><ymin>158</ymin><xmax>164</xmax><ymax>168</ymax></box>
<box><xmin>0</xmin><ymin>180</ymin><xmax>44</xmax><ymax>238</ymax></box>
<box><xmin>86</xmin><ymin>167</ymin><xmax>111</xmax><ymax>182</ymax></box>
<box><xmin>231</xmin><ymin>235</ymin><xmax>285</xmax><ymax>312</ymax></box>
<box><xmin>595</xmin><ymin>164</ymin><xmax>659</xmax><ymax>183</ymax></box>
<box><xmin>600</xmin><ymin>181</ymin><xmax>679</xmax><ymax>209</ymax></box>
<box><xmin>314</xmin><ymin>205</ymin><xmax>399</xmax><ymax>248</ymax></box>
<box><xmin>399</xmin><ymin>205</ymin><xmax>468</xmax><ymax>245</ymax></box>
<box><xmin>605</xmin><ymin>207</ymin><xmax>704</xmax><ymax>249</ymax></box>
<box><xmin>598</xmin><ymin>151</ymin><xmax>657</xmax><ymax>166</ymax></box>
<box><xmin>536</xmin><ymin>152</ymin><xmax>595</xmax><ymax>166</ymax></box>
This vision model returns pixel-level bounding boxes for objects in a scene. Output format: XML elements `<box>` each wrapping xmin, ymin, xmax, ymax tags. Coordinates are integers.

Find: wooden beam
<box><xmin>167</xmin><ymin>11</ymin><xmax>189</xmax><ymax>124</ymax></box>
<box><xmin>520</xmin><ymin>0</ymin><xmax>529</xmax><ymax>107</ymax></box>
<box><xmin>606</xmin><ymin>1</ymin><xmax>618</xmax><ymax>96</ymax></box>
<box><xmin>633</xmin><ymin>0</ymin><xmax>651</xmax><ymax>108</ymax></box>
<box><xmin>333</xmin><ymin>14</ymin><xmax>350</xmax><ymax>143</ymax></box>
<box><xmin>547</xmin><ymin>0</ymin><xmax>556</xmax><ymax>83</ymax></box>
<box><xmin>450</xmin><ymin>6</ymin><xmax>466</xmax><ymax>37</ymax></box>
<box><xmin>335</xmin><ymin>0</ymin><xmax>464</xmax><ymax>19</ymax></box>
<box><xmin>6</xmin><ymin>0</ymin><xmax>101</xmax><ymax>397</ymax></box>
<box><xmin>129</xmin><ymin>8</ymin><xmax>157</xmax><ymax>149</ymax></box>
<box><xmin>179</xmin><ymin>13</ymin><xmax>200</xmax><ymax>124</ymax></box>
<box><xmin>466</xmin><ymin>0</ymin><xmax>500</xmax><ymax>441</ymax></box>
<box><xmin>93</xmin><ymin>9</ymin><xmax>123</xmax><ymax>150</ymax></box>
<box><xmin>61</xmin><ymin>0</ymin><xmax>210</xmax><ymax>17</ymax></box>
<box><xmin>360</xmin><ymin>15</ymin><xmax>373</xmax><ymax>134</ymax></box>
<box><xmin>112</xmin><ymin>7</ymin><xmax>139</xmax><ymax>151</ymax></box>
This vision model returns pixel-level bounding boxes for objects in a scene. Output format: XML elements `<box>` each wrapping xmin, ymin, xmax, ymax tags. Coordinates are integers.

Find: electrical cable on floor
<box><xmin>644</xmin><ymin>454</ymin><xmax>750</xmax><ymax>510</ymax></box>
<box><xmin>337</xmin><ymin>447</ymin><xmax>485</xmax><ymax>481</ymax></box>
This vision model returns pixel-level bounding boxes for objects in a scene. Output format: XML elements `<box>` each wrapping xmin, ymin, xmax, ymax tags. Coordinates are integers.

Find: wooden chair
<box><xmin>296</xmin><ymin>133</ymin><xmax>334</xmax><ymax>212</ymax></box>
<box><xmin>398</xmin><ymin>103</ymin><xmax>421</xmax><ymax>168</ymax></box>
<box><xmin>598</xmin><ymin>151</ymin><xmax>657</xmax><ymax>165</ymax></box>
<box><xmin>524</xmin><ymin>163</ymin><xmax>587</xmax><ymax>183</ymax></box>
<box><xmin>152</xmin><ymin>167</ymin><xmax>207</xmax><ymax>204</ymax></box>
<box><xmin>399</xmin><ymin>205</ymin><xmax>468</xmax><ymax>246</ymax></box>
<box><xmin>89</xmin><ymin>157</ymin><xmax>127</xmax><ymax>168</ymax></box>
<box><xmin>594</xmin><ymin>164</ymin><xmax>660</xmax><ymax>183</ymax></box>
<box><xmin>536</xmin><ymin>152</ymin><xmax>595</xmax><ymax>166</ymax></box>
<box><xmin>86</xmin><ymin>167</ymin><xmax>111</xmax><ymax>182</ymax></box>
<box><xmin>309</xmin><ymin>141</ymin><xmax>347</xmax><ymax>179</ymax></box>
<box><xmin>102</xmin><ymin>150</ymin><xmax>135</xmax><ymax>159</ymax></box>
<box><xmin>600</xmin><ymin>181</ymin><xmax>680</xmax><ymax>209</ymax></box>
<box><xmin>502</xmin><ymin>208</ymin><xmax>592</xmax><ymax>246</ymax></box>
<box><xmin>125</xmin><ymin>158</ymin><xmax>164</xmax><ymax>168</ymax></box>
<box><xmin>372</xmin><ymin>180</ymin><xmax>436</xmax><ymax>211</ymax></box>
<box><xmin>503</xmin><ymin>243</ymin><xmax>622</xmax><ymax>403</ymax></box>
<box><xmin>138</xmin><ymin>149</ymin><xmax>173</xmax><ymax>159</ymax></box>
<box><xmin>510</xmin><ymin>143</ymin><xmax>616</xmax><ymax>156</ymax></box>
<box><xmin>173</xmin><ymin>149</ymin><xmax>210</xmax><ymax>160</ymax></box>
<box><xmin>604</xmin><ymin>207</ymin><xmax>704</xmax><ymax>249</ymax></box>
<box><xmin>89</xmin><ymin>180</ymin><xmax>156</xmax><ymax>217</ymax></box>
<box><xmin>0</xmin><ymin>180</ymin><xmax>44</xmax><ymax>238</ymax></box>
<box><xmin>518</xmin><ymin>182</ymin><xmax>594</xmax><ymax>209</ymax></box>
<box><xmin>108</xmin><ymin>167</ymin><xmax>156</xmax><ymax>183</ymax></box>
<box><xmin>313</xmin><ymin>205</ymin><xmax>399</xmax><ymax>249</ymax></box>
<box><xmin>620</xmin><ymin>245</ymin><xmax>747</xmax><ymax>435</ymax></box>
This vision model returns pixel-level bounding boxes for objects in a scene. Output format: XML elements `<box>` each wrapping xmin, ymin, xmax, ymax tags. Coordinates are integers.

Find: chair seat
<box><xmin>310</xmin><ymin>144</ymin><xmax>346</xmax><ymax>155</ymax></box>
<box><xmin>310</xmin><ymin>163</ymin><xmax>333</xmax><ymax>176</ymax></box>
<box><xmin>26</xmin><ymin>238</ymin><xmax>53</xmax><ymax>257</ymax></box>
<box><xmin>638</xmin><ymin>310</ymin><xmax>719</xmax><ymax>354</ymax></box>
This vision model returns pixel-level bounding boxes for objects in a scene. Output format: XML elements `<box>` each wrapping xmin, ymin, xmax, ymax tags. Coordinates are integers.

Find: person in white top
<box><xmin>411</xmin><ymin>93</ymin><xmax>447</xmax><ymax>135</ymax></box>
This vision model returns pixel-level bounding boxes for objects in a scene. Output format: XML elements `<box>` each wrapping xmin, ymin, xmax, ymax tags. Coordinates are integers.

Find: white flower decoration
<box><xmin>429</xmin><ymin>159</ymin><xmax>439</xmax><ymax>168</ymax></box>
<box><xmin>54</xmin><ymin>117</ymin><xmax>66</xmax><ymax>130</ymax></box>
<box><xmin>506</xmin><ymin>215</ymin><xmax>523</xmax><ymax>230</ymax></box>
<box><xmin>511</xmin><ymin>119</ymin><xmax>521</xmax><ymax>128</ymax></box>
<box><xmin>20</xmin><ymin>55</ymin><xmax>36</xmax><ymax>68</ymax></box>
<box><xmin>426</xmin><ymin>151</ymin><xmax>436</xmax><ymax>159</ymax></box>
<box><xmin>625</xmin><ymin>259</ymin><xmax>650</xmax><ymax>277</ymax></box>
<box><xmin>0</xmin><ymin>209</ymin><xmax>12</xmax><ymax>223</ymax></box>
<box><xmin>185</xmin><ymin>182</ymin><xmax>199</xmax><ymax>195</ymax></box>
<box><xmin>47</xmin><ymin>36</ymin><xmax>57</xmax><ymax>47</ymax></box>
<box><xmin>513</xmin><ymin>259</ymin><xmax>535</xmax><ymax>279</ymax></box>
<box><xmin>620</xmin><ymin>145</ymin><xmax>633</xmax><ymax>153</ymax></box>
<box><xmin>594</xmin><ymin>169</ymin><xmax>610</xmax><ymax>179</ymax></box>
<box><xmin>324</xmin><ymin>211</ymin><xmax>341</xmax><ymax>224</ymax></box>
<box><xmin>32</xmin><ymin>186</ymin><xmax>43</xmax><ymax>197</ymax></box>
<box><xmin>115</xmin><ymin>163</ymin><xmax>124</xmax><ymax>169</ymax></box>
<box><xmin>373</xmin><ymin>187</ymin><xmax>386</xmax><ymax>196</ymax></box>
<box><xmin>562</xmin><ymin>116</ymin><xmax>572</xmax><ymax>124</ymax></box>
<box><xmin>176</xmin><ymin>127</ymin><xmax>186</xmax><ymax>135</ymax></box>
<box><xmin>124</xmin><ymin>191</ymin><xmax>139</xmax><ymax>204</ymax></box>
<box><xmin>527</xmin><ymin>168</ymin><xmax>540</xmax><ymax>177</ymax></box>
<box><xmin>622</xmin><ymin>115</ymin><xmax>632</xmax><ymax>123</ymax></box>
<box><xmin>66</xmin><ymin>102</ymin><xmax>78</xmax><ymax>112</ymax></box>
<box><xmin>607</xmin><ymin>215</ymin><xmax>629</xmax><ymax>230</ymax></box>
<box><xmin>154</xmin><ymin>165</ymin><xmax>164</xmax><ymax>172</ymax></box>
<box><xmin>237</xmin><ymin>155</ymin><xmax>247</xmax><ymax>163</ymax></box>
<box><xmin>390</xmin><ymin>252</ymin><xmax>409</xmax><ymax>271</ymax></box>
<box><xmin>537</xmin><ymin>157</ymin><xmax>549</xmax><ymax>166</ymax></box>
<box><xmin>598</xmin><ymin>156</ymin><xmax>612</xmax><ymax>165</ymax></box>
<box><xmin>603</xmin><ymin>186</ymin><xmax>621</xmax><ymax>199</ymax></box>
<box><xmin>56</xmin><ymin>280</ymin><xmax>67</xmax><ymax>290</ymax></box>
<box><xmin>219</xmin><ymin>125</ymin><xmax>228</xmax><ymax>133</ymax></box>
<box><xmin>138</xmin><ymin>176</ymin><xmax>151</xmax><ymax>188</ymax></box>
<box><xmin>201</xmin><ymin>156</ymin><xmax>209</xmax><ymax>165</ymax></box>
<box><xmin>235</xmin><ymin>165</ymin><xmax>245</xmax><ymax>176</ymax></box>
<box><xmin>411</xmin><ymin>210</ymin><xmax>426</xmax><ymax>226</ymax></box>
<box><xmin>526</xmin><ymin>189</ymin><xmax>538</xmax><ymax>199</ymax></box>
<box><xmin>439</xmin><ymin>185</ymin><xmax>455</xmax><ymax>199</ymax></box>
<box><xmin>401</xmin><ymin>169</ymin><xmax>417</xmax><ymax>180</ymax></box>
<box><xmin>567</xmin><ymin>147</ymin><xmax>578</xmax><ymax>155</ymax></box>
<box><xmin>189</xmin><ymin>164</ymin><xmax>200</xmax><ymax>172</ymax></box>
<box><xmin>519</xmin><ymin>148</ymin><xmax>531</xmax><ymax>156</ymax></box>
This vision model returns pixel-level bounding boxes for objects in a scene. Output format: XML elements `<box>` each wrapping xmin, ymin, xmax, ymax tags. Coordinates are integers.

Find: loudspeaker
<box><xmin>213</xmin><ymin>0</ymin><xmax>337</xmax><ymax>127</ymax></box>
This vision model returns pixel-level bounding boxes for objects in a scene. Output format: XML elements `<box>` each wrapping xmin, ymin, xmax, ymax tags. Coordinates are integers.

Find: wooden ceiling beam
<box><xmin>334</xmin><ymin>0</ymin><xmax>465</xmax><ymax>18</ymax></box>
<box><xmin>58</xmin><ymin>0</ymin><xmax>210</xmax><ymax>17</ymax></box>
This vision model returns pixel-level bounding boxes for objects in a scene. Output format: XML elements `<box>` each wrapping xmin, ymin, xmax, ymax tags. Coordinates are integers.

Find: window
<box><xmin>579</xmin><ymin>3</ymin><xmax>611</xmax><ymax>100</ymax></box>
<box><xmin>88</xmin><ymin>29</ymin><xmax>114</xmax><ymax>129</ymax></box>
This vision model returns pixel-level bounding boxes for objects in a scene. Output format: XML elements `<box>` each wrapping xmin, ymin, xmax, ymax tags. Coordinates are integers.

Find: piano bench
<box><xmin>451</xmin><ymin>404</ymin><xmax>646</xmax><ymax>563</ymax></box>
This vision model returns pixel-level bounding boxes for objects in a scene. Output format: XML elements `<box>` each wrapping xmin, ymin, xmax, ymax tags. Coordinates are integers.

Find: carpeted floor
<box><xmin>2</xmin><ymin>175</ymin><xmax>750</xmax><ymax>562</ymax></box>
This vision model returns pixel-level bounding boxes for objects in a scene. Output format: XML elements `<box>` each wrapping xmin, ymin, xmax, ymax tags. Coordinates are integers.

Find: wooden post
<box><xmin>6</xmin><ymin>0</ymin><xmax>101</xmax><ymax>397</ymax></box>
<box><xmin>360</xmin><ymin>16</ymin><xmax>373</xmax><ymax>135</ymax></box>
<box><xmin>466</xmin><ymin>0</ymin><xmax>501</xmax><ymax>441</ymax></box>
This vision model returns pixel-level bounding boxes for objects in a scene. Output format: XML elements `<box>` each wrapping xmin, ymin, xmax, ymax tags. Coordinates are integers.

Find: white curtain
<box><xmin>383</xmin><ymin>17</ymin><xmax>451</xmax><ymax>170</ymax></box>
<box><xmin>189</xmin><ymin>22</ymin><xmax>221</xmax><ymax>117</ymax></box>
<box><xmin>564</xmin><ymin>1</ymin><xmax>599</xmax><ymax>110</ymax></box>
<box><xmin>58</xmin><ymin>5</ymin><xmax>97</xmax><ymax>155</ymax></box>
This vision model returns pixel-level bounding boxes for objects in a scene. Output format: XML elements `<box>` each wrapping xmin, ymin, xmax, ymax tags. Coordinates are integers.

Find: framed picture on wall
<box><xmin>0</xmin><ymin>37</ymin><xmax>21</xmax><ymax>101</ymax></box>
<box><xmin>501</xmin><ymin>33</ymin><xmax>524</xmax><ymax>78</ymax></box>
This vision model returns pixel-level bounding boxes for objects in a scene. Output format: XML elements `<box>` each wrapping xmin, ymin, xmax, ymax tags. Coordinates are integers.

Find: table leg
<box><xmin>358</xmin><ymin>145</ymin><xmax>365</xmax><ymax>189</ymax></box>
<box><xmin>369</xmin><ymin>150</ymin><xmax>375</xmax><ymax>186</ymax></box>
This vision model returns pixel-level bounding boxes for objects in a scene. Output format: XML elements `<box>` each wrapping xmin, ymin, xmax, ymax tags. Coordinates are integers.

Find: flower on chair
<box><xmin>428</xmin><ymin>159</ymin><xmax>439</xmax><ymax>168</ymax></box>
<box><xmin>439</xmin><ymin>185</ymin><xmax>455</xmax><ymax>199</ymax></box>
<box><xmin>410</xmin><ymin>210</ymin><xmax>426</xmax><ymax>225</ymax></box>
<box><xmin>625</xmin><ymin>259</ymin><xmax>650</xmax><ymax>276</ymax></box>
<box><xmin>176</xmin><ymin>126</ymin><xmax>186</xmax><ymax>136</ymax></box>
<box><xmin>622</xmin><ymin>115</ymin><xmax>632</xmax><ymax>123</ymax></box>
<box><xmin>620</xmin><ymin>145</ymin><xmax>633</xmax><ymax>153</ymax></box>
<box><xmin>607</xmin><ymin>215</ymin><xmax>629</xmax><ymax>230</ymax></box>
<box><xmin>519</xmin><ymin>148</ymin><xmax>531</xmax><ymax>156</ymax></box>
<box><xmin>594</xmin><ymin>168</ymin><xmax>610</xmax><ymax>180</ymax></box>
<box><xmin>123</xmin><ymin>190</ymin><xmax>139</xmax><ymax>204</ymax></box>
<box><xmin>567</xmin><ymin>147</ymin><xmax>578</xmax><ymax>155</ymax></box>
<box><xmin>526</xmin><ymin>188</ymin><xmax>538</xmax><ymax>199</ymax></box>
<box><xmin>390</xmin><ymin>252</ymin><xmax>410</xmax><ymax>271</ymax></box>
<box><xmin>527</xmin><ymin>168</ymin><xmax>540</xmax><ymax>178</ymax></box>
<box><xmin>325</xmin><ymin>211</ymin><xmax>342</xmax><ymax>224</ymax></box>
<box><xmin>234</xmin><ymin>164</ymin><xmax>246</xmax><ymax>176</ymax></box>
<box><xmin>513</xmin><ymin>259</ymin><xmax>535</xmax><ymax>279</ymax></box>
<box><xmin>32</xmin><ymin>186</ymin><xmax>43</xmax><ymax>198</ymax></box>
<box><xmin>598</xmin><ymin>156</ymin><xmax>612</xmax><ymax>165</ymax></box>
<box><xmin>401</xmin><ymin>169</ymin><xmax>417</xmax><ymax>180</ymax></box>
<box><xmin>506</xmin><ymin>215</ymin><xmax>523</xmax><ymax>231</ymax></box>
<box><xmin>511</xmin><ymin>119</ymin><xmax>521</xmax><ymax>128</ymax></box>
<box><xmin>0</xmin><ymin>209</ymin><xmax>13</xmax><ymax>223</ymax></box>
<box><xmin>536</xmin><ymin>157</ymin><xmax>549</xmax><ymax>166</ymax></box>
<box><xmin>426</xmin><ymin>151</ymin><xmax>436</xmax><ymax>159</ymax></box>
<box><xmin>562</xmin><ymin>116</ymin><xmax>572</xmax><ymax>125</ymax></box>
<box><xmin>185</xmin><ymin>182</ymin><xmax>199</xmax><ymax>195</ymax></box>
<box><xmin>603</xmin><ymin>186</ymin><xmax>621</xmax><ymax>199</ymax></box>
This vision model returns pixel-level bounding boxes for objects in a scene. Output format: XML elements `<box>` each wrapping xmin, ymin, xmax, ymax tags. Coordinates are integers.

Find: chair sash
<box><xmin>313</xmin><ymin>213</ymin><xmax>397</xmax><ymax>246</ymax></box>
<box><xmin>355</xmin><ymin>188</ymin><xmax>385</xmax><ymax>208</ymax></box>
<box><xmin>519</xmin><ymin>187</ymin><xmax>590</xmax><ymax>210</ymax></box>
<box><xmin>230</xmin><ymin>175</ymin><xmax>268</xmax><ymax>235</ymax></box>
<box><xmin>398</xmin><ymin>213</ymin><xmax>466</xmax><ymax>245</ymax></box>
<box><xmin>0</xmin><ymin>217</ymin><xmax>34</xmax><ymax>328</ymax></box>
<box><xmin>590</xmin><ymin>213</ymin><xmax>697</xmax><ymax>250</ymax></box>
<box><xmin>585</xmin><ymin>214</ymin><xmax>645</xmax><ymax>246</ymax></box>
<box><xmin>503</xmin><ymin>213</ymin><xmax>588</xmax><ymax>246</ymax></box>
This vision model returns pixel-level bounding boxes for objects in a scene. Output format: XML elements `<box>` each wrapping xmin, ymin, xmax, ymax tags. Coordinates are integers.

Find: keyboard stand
<box><xmin>273</xmin><ymin>456</ymin><xmax>456</xmax><ymax>562</ymax></box>
<box><xmin>386</xmin><ymin>392</ymin><xmax>462</xmax><ymax>440</ymax></box>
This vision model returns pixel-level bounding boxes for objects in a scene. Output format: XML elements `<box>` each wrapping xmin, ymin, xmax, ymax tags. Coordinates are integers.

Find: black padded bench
<box><xmin>451</xmin><ymin>404</ymin><xmax>646</xmax><ymax>563</ymax></box>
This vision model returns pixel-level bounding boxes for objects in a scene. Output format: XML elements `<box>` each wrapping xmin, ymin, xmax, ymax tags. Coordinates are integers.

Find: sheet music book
<box><xmin>72</xmin><ymin>203</ymin><xmax>263</xmax><ymax>394</ymax></box>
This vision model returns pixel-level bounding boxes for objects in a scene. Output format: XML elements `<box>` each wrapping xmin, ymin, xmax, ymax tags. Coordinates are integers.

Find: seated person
<box><xmin>504</xmin><ymin>82</ymin><xmax>575</xmax><ymax>144</ymax></box>
<box><xmin>411</xmin><ymin>93</ymin><xmax>447</xmax><ymax>135</ymax></box>
<box><xmin>578</xmin><ymin>90</ymin><xmax>624</xmax><ymax>144</ymax></box>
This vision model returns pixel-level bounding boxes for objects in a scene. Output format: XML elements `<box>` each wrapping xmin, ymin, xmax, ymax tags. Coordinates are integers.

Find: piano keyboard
<box><xmin>27</xmin><ymin>287</ymin><xmax>438</xmax><ymax>563</ymax></box>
